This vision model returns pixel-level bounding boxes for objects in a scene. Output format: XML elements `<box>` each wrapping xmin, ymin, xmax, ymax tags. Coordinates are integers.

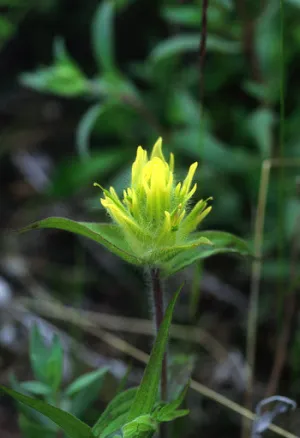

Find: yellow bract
<box><xmin>95</xmin><ymin>137</ymin><xmax>212</xmax><ymax>259</ymax></box>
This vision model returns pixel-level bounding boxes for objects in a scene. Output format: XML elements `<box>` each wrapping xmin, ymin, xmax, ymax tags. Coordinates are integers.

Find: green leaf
<box><xmin>65</xmin><ymin>368</ymin><xmax>108</xmax><ymax>397</ymax></box>
<box><xmin>168</xmin><ymin>354</ymin><xmax>194</xmax><ymax>400</ymax></box>
<box><xmin>19</xmin><ymin>414</ymin><xmax>56</xmax><ymax>438</ymax></box>
<box><xmin>49</xmin><ymin>151</ymin><xmax>126</xmax><ymax>197</ymax></box>
<box><xmin>171</xmin><ymin>129</ymin><xmax>254</xmax><ymax>172</ymax></box>
<box><xmin>122</xmin><ymin>414</ymin><xmax>157</xmax><ymax>438</ymax></box>
<box><xmin>92</xmin><ymin>0</ymin><xmax>115</xmax><ymax>72</ymax></box>
<box><xmin>285</xmin><ymin>198</ymin><xmax>300</xmax><ymax>239</ymax></box>
<box><xmin>162</xmin><ymin>231</ymin><xmax>251</xmax><ymax>277</ymax></box>
<box><xmin>66</xmin><ymin>367</ymin><xmax>108</xmax><ymax>417</ymax></box>
<box><xmin>167</xmin><ymin>90</ymin><xmax>199</xmax><ymax>126</ymax></box>
<box><xmin>29</xmin><ymin>326</ymin><xmax>63</xmax><ymax>391</ymax></box>
<box><xmin>153</xmin><ymin>384</ymin><xmax>189</xmax><ymax>423</ymax></box>
<box><xmin>19</xmin><ymin>40</ymin><xmax>87</xmax><ymax>97</ymax></box>
<box><xmin>150</xmin><ymin>35</ymin><xmax>240</xmax><ymax>65</ymax></box>
<box><xmin>287</xmin><ymin>0</ymin><xmax>300</xmax><ymax>6</ymax></box>
<box><xmin>0</xmin><ymin>386</ymin><xmax>93</xmax><ymax>438</ymax></box>
<box><xmin>162</xmin><ymin>6</ymin><xmax>201</xmax><ymax>27</ymax></box>
<box><xmin>29</xmin><ymin>325</ymin><xmax>49</xmax><ymax>384</ymax></box>
<box><xmin>92</xmin><ymin>387</ymin><xmax>137</xmax><ymax>438</ymax></box>
<box><xmin>127</xmin><ymin>287</ymin><xmax>182</xmax><ymax>422</ymax></box>
<box><xmin>247</xmin><ymin>108</ymin><xmax>275</xmax><ymax>158</ymax></box>
<box><xmin>148</xmin><ymin>237</ymin><xmax>212</xmax><ymax>266</ymax></box>
<box><xmin>10</xmin><ymin>375</ymin><xmax>55</xmax><ymax>429</ymax></box>
<box><xmin>18</xmin><ymin>218</ymin><xmax>141</xmax><ymax>266</ymax></box>
<box><xmin>76</xmin><ymin>104</ymin><xmax>104</xmax><ymax>158</ymax></box>
<box><xmin>47</xmin><ymin>334</ymin><xmax>64</xmax><ymax>392</ymax></box>
<box><xmin>19</xmin><ymin>381</ymin><xmax>52</xmax><ymax>396</ymax></box>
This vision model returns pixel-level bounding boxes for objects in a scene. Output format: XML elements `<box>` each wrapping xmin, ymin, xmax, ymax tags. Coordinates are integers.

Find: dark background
<box><xmin>1</xmin><ymin>0</ymin><xmax>300</xmax><ymax>437</ymax></box>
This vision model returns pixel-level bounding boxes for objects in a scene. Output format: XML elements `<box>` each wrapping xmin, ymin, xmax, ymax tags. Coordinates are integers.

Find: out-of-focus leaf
<box><xmin>171</xmin><ymin>129</ymin><xmax>255</xmax><ymax>172</ymax></box>
<box><xmin>287</xmin><ymin>0</ymin><xmax>300</xmax><ymax>6</ymax></box>
<box><xmin>150</xmin><ymin>35</ymin><xmax>240</xmax><ymax>66</ymax></box>
<box><xmin>96</xmin><ymin>72</ymin><xmax>140</xmax><ymax>101</ymax></box>
<box><xmin>162</xmin><ymin>231</ymin><xmax>251</xmax><ymax>277</ymax></box>
<box><xmin>162</xmin><ymin>4</ymin><xmax>231</xmax><ymax>28</ymax></box>
<box><xmin>19</xmin><ymin>381</ymin><xmax>52</xmax><ymax>396</ymax></box>
<box><xmin>92</xmin><ymin>388</ymin><xmax>137</xmax><ymax>438</ymax></box>
<box><xmin>168</xmin><ymin>355</ymin><xmax>194</xmax><ymax>400</ymax></box>
<box><xmin>92</xmin><ymin>0</ymin><xmax>115</xmax><ymax>72</ymax></box>
<box><xmin>30</xmin><ymin>325</ymin><xmax>49</xmax><ymax>385</ymax></box>
<box><xmin>65</xmin><ymin>368</ymin><xmax>108</xmax><ymax>397</ymax></box>
<box><xmin>167</xmin><ymin>90</ymin><xmax>199</xmax><ymax>125</ymax></box>
<box><xmin>65</xmin><ymin>368</ymin><xmax>108</xmax><ymax>417</ymax></box>
<box><xmin>262</xmin><ymin>260</ymin><xmax>291</xmax><ymax>280</ymax></box>
<box><xmin>127</xmin><ymin>287</ymin><xmax>182</xmax><ymax>422</ymax></box>
<box><xmin>162</xmin><ymin>6</ymin><xmax>201</xmax><ymax>27</ymax></box>
<box><xmin>10</xmin><ymin>375</ymin><xmax>56</xmax><ymax>429</ymax></box>
<box><xmin>76</xmin><ymin>104</ymin><xmax>104</xmax><ymax>158</ymax></box>
<box><xmin>255</xmin><ymin>1</ymin><xmax>280</xmax><ymax>99</ymax></box>
<box><xmin>20</xmin><ymin>64</ymin><xmax>87</xmax><ymax>96</ymax></box>
<box><xmin>70</xmin><ymin>369</ymin><xmax>108</xmax><ymax>418</ymax></box>
<box><xmin>285</xmin><ymin>198</ymin><xmax>300</xmax><ymax>239</ymax></box>
<box><xmin>19</xmin><ymin>39</ymin><xmax>87</xmax><ymax>96</ymax></box>
<box><xmin>48</xmin><ymin>151</ymin><xmax>127</xmax><ymax>197</ymax></box>
<box><xmin>243</xmin><ymin>81</ymin><xmax>269</xmax><ymax>101</ymax></box>
<box><xmin>247</xmin><ymin>108</ymin><xmax>275</xmax><ymax>158</ymax></box>
<box><xmin>29</xmin><ymin>327</ymin><xmax>63</xmax><ymax>392</ymax></box>
<box><xmin>0</xmin><ymin>386</ymin><xmax>93</xmax><ymax>438</ymax></box>
<box><xmin>47</xmin><ymin>334</ymin><xmax>64</xmax><ymax>392</ymax></box>
<box><xmin>19</xmin><ymin>414</ymin><xmax>56</xmax><ymax>438</ymax></box>
<box><xmin>19</xmin><ymin>218</ymin><xmax>141</xmax><ymax>266</ymax></box>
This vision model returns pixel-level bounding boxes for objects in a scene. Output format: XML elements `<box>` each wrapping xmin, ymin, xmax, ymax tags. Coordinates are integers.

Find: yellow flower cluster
<box><xmin>95</xmin><ymin>138</ymin><xmax>211</xmax><ymax>257</ymax></box>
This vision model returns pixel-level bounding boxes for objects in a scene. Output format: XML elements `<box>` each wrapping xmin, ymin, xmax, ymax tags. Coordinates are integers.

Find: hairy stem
<box><xmin>150</xmin><ymin>267</ymin><xmax>168</xmax><ymax>401</ymax></box>
<box><xmin>150</xmin><ymin>267</ymin><xmax>168</xmax><ymax>438</ymax></box>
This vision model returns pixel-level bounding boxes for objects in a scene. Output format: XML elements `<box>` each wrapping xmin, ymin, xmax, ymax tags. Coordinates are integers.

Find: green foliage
<box><xmin>2</xmin><ymin>287</ymin><xmax>187</xmax><ymax>438</ymax></box>
<box><xmin>19</xmin><ymin>219</ymin><xmax>142</xmax><ymax>265</ymax></box>
<box><xmin>8</xmin><ymin>0</ymin><xmax>300</xmax><ymax>434</ymax></box>
<box><xmin>48</xmin><ymin>151</ymin><xmax>127</xmax><ymax>197</ymax></box>
<box><xmin>7</xmin><ymin>325</ymin><xmax>109</xmax><ymax>438</ymax></box>
<box><xmin>92</xmin><ymin>287</ymin><xmax>188</xmax><ymax>438</ymax></box>
<box><xmin>152</xmin><ymin>384</ymin><xmax>189</xmax><ymax>423</ymax></box>
<box><xmin>30</xmin><ymin>325</ymin><xmax>63</xmax><ymax>391</ymax></box>
<box><xmin>92</xmin><ymin>0</ymin><xmax>116</xmax><ymax>72</ymax></box>
<box><xmin>0</xmin><ymin>386</ymin><xmax>93</xmax><ymax>438</ymax></box>
<box><xmin>162</xmin><ymin>231</ymin><xmax>251</xmax><ymax>277</ymax></box>
<box><xmin>127</xmin><ymin>288</ymin><xmax>182</xmax><ymax>422</ymax></box>
<box><xmin>20</xmin><ymin>38</ymin><xmax>88</xmax><ymax>97</ymax></box>
<box><xmin>19</xmin><ymin>216</ymin><xmax>251</xmax><ymax>274</ymax></box>
<box><xmin>92</xmin><ymin>388</ymin><xmax>138</xmax><ymax>437</ymax></box>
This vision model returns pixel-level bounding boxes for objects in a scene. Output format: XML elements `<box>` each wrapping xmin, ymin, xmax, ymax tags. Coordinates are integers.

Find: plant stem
<box><xmin>150</xmin><ymin>267</ymin><xmax>168</xmax><ymax>402</ymax></box>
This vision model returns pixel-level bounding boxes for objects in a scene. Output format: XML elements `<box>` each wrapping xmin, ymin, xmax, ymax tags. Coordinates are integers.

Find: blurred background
<box><xmin>1</xmin><ymin>0</ymin><xmax>300</xmax><ymax>437</ymax></box>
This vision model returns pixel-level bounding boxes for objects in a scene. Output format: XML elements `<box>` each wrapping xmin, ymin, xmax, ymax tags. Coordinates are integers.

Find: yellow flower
<box><xmin>94</xmin><ymin>138</ymin><xmax>212</xmax><ymax>264</ymax></box>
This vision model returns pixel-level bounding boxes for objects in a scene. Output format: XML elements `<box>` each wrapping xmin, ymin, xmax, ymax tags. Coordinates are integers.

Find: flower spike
<box><xmin>95</xmin><ymin>138</ymin><xmax>212</xmax><ymax>263</ymax></box>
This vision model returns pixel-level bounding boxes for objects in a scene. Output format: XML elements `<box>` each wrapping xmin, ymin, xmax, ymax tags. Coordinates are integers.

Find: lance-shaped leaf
<box><xmin>92</xmin><ymin>0</ymin><xmax>115</xmax><ymax>72</ymax></box>
<box><xmin>92</xmin><ymin>388</ymin><xmax>137</xmax><ymax>438</ymax></box>
<box><xmin>153</xmin><ymin>383</ymin><xmax>189</xmax><ymax>423</ymax></box>
<box><xmin>127</xmin><ymin>286</ymin><xmax>182</xmax><ymax>422</ymax></box>
<box><xmin>18</xmin><ymin>218</ymin><xmax>141</xmax><ymax>266</ymax></box>
<box><xmin>162</xmin><ymin>231</ymin><xmax>252</xmax><ymax>277</ymax></box>
<box><xmin>0</xmin><ymin>386</ymin><xmax>93</xmax><ymax>438</ymax></box>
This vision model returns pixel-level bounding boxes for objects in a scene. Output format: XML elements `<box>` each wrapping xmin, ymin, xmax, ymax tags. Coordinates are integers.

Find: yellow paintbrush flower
<box><xmin>21</xmin><ymin>137</ymin><xmax>250</xmax><ymax>275</ymax></box>
<box><xmin>94</xmin><ymin>138</ymin><xmax>212</xmax><ymax>265</ymax></box>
